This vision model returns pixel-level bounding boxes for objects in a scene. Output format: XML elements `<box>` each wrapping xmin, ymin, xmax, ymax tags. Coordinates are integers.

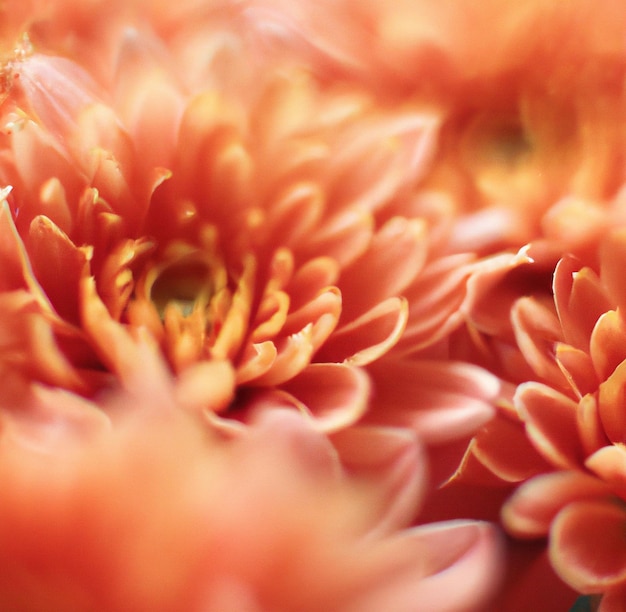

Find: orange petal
<box><xmin>251</xmin><ymin>326</ymin><xmax>315</xmax><ymax>386</ymax></box>
<box><xmin>590</xmin><ymin>310</ymin><xmax>626</xmax><ymax>382</ymax></box>
<box><xmin>398</xmin><ymin>252</ymin><xmax>474</xmax><ymax>351</ymax></box>
<box><xmin>331</xmin><ymin>425</ymin><xmax>426</xmax><ymax>534</ymax></box>
<box><xmin>553</xmin><ymin>256</ymin><xmax>611</xmax><ymax>352</ymax></box>
<box><xmin>235</xmin><ymin>341</ymin><xmax>278</xmax><ymax>384</ymax></box>
<box><xmin>468</xmin><ymin>411</ymin><xmax>552</xmax><ymax>483</ymax></box>
<box><xmin>319</xmin><ymin>297</ymin><xmax>407</xmax><ymax>365</ymax></box>
<box><xmin>555</xmin><ymin>343</ymin><xmax>598</xmax><ymax>398</ymax></box>
<box><xmin>303</xmin><ymin>207</ymin><xmax>374</xmax><ymax>267</ymax></box>
<box><xmin>174</xmin><ymin>360</ymin><xmax>235</xmax><ymax>415</ymax></box>
<box><xmin>281</xmin><ymin>363</ymin><xmax>370</xmax><ymax>432</ymax></box>
<box><xmin>339</xmin><ymin>216</ymin><xmax>427</xmax><ymax>321</ymax></box>
<box><xmin>601</xmin><ymin>228</ymin><xmax>626</xmax><ymax>314</ymax></box>
<box><xmin>511</xmin><ymin>297</ymin><xmax>567</xmax><ymax>387</ymax></box>
<box><xmin>550</xmin><ymin>499</ymin><xmax>626</xmax><ymax>593</ymax></box>
<box><xmin>502</xmin><ymin>471</ymin><xmax>609</xmax><ymax>538</ymax></box>
<box><xmin>0</xmin><ymin>200</ymin><xmax>40</xmax><ymax>294</ymax></box>
<box><xmin>598</xmin><ymin>360</ymin><xmax>626</xmax><ymax>443</ymax></box>
<box><xmin>28</xmin><ymin>215</ymin><xmax>90</xmax><ymax>324</ymax></box>
<box><xmin>516</xmin><ymin>382</ymin><xmax>584</xmax><ymax>469</ymax></box>
<box><xmin>577</xmin><ymin>393</ymin><xmax>611</xmax><ymax>458</ymax></box>
<box><xmin>585</xmin><ymin>445</ymin><xmax>626</xmax><ymax>498</ymax></box>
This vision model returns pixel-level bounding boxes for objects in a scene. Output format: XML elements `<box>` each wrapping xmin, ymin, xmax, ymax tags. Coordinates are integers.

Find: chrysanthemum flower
<box><xmin>0</xmin><ymin>0</ymin><xmax>498</xmax><ymax>492</ymax></box>
<box><xmin>0</xmin><ymin>375</ymin><xmax>504</xmax><ymax>612</ymax></box>
<box><xmin>438</xmin><ymin>227</ymin><xmax>626</xmax><ymax>606</ymax></box>
<box><xmin>242</xmin><ymin>0</ymin><xmax>626</xmax><ymax>257</ymax></box>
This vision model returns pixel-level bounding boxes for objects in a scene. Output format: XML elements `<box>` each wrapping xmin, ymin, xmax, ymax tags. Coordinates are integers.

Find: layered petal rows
<box><xmin>1</xmin><ymin>0</ymin><xmax>626</xmax><ymax>610</ymax></box>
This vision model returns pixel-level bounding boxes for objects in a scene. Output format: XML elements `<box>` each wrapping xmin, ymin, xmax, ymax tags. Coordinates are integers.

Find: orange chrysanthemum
<box><xmin>442</xmin><ymin>226</ymin><xmax>626</xmax><ymax>605</ymax></box>
<box><xmin>243</xmin><ymin>0</ymin><xmax>626</xmax><ymax>257</ymax></box>
<box><xmin>0</xmin><ymin>375</ymin><xmax>504</xmax><ymax>611</ymax></box>
<box><xmin>0</xmin><ymin>0</ymin><xmax>498</xmax><ymax>485</ymax></box>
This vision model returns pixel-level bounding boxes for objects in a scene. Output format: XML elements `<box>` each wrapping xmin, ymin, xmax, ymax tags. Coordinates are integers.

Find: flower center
<box><xmin>150</xmin><ymin>258</ymin><xmax>215</xmax><ymax>319</ymax></box>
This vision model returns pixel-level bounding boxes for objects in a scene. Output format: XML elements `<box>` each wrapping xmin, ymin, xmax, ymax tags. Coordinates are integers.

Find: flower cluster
<box><xmin>0</xmin><ymin>0</ymin><xmax>624</xmax><ymax>610</ymax></box>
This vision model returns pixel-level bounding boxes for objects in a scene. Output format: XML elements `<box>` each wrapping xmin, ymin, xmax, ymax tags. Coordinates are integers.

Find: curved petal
<box><xmin>553</xmin><ymin>256</ymin><xmax>611</xmax><ymax>352</ymax></box>
<box><xmin>511</xmin><ymin>297</ymin><xmax>567</xmax><ymax>386</ymax></box>
<box><xmin>174</xmin><ymin>360</ymin><xmax>236</xmax><ymax>416</ymax></box>
<box><xmin>598</xmin><ymin>360</ymin><xmax>626</xmax><ymax>443</ymax></box>
<box><xmin>516</xmin><ymin>382</ymin><xmax>584</xmax><ymax>469</ymax></box>
<box><xmin>555</xmin><ymin>343</ymin><xmax>598</xmax><ymax>399</ymax></box>
<box><xmin>331</xmin><ymin>425</ymin><xmax>426</xmax><ymax>534</ymax></box>
<box><xmin>281</xmin><ymin>363</ymin><xmax>370</xmax><ymax>432</ymax></box>
<box><xmin>586</xmin><ymin>445</ymin><xmax>626</xmax><ymax>498</ymax></box>
<box><xmin>502</xmin><ymin>471</ymin><xmax>610</xmax><ymax>538</ymax></box>
<box><xmin>469</xmin><ymin>411</ymin><xmax>552</xmax><ymax>483</ymax></box>
<box><xmin>319</xmin><ymin>297</ymin><xmax>408</xmax><ymax>365</ymax></box>
<box><xmin>28</xmin><ymin>215</ymin><xmax>91</xmax><ymax>324</ymax></box>
<box><xmin>338</xmin><ymin>216</ymin><xmax>427</xmax><ymax>321</ymax></box>
<box><xmin>350</xmin><ymin>521</ymin><xmax>503</xmax><ymax>612</ymax></box>
<box><xmin>601</xmin><ymin>228</ymin><xmax>626</xmax><ymax>314</ymax></box>
<box><xmin>550</xmin><ymin>499</ymin><xmax>626</xmax><ymax>593</ymax></box>
<box><xmin>590</xmin><ymin>310</ymin><xmax>626</xmax><ymax>382</ymax></box>
<box><xmin>367</xmin><ymin>359</ymin><xmax>499</xmax><ymax>445</ymax></box>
